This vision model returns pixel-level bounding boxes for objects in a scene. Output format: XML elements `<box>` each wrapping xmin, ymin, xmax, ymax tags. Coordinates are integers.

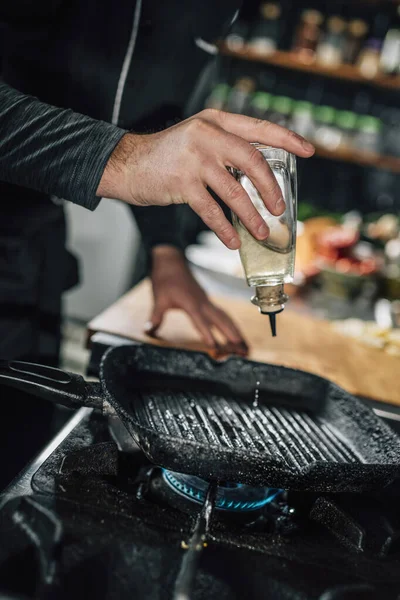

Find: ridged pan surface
<box><xmin>100</xmin><ymin>345</ymin><xmax>400</xmax><ymax>492</ymax></box>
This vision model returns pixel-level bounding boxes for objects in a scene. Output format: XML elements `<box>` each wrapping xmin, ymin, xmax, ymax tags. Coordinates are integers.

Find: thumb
<box><xmin>144</xmin><ymin>303</ymin><xmax>165</xmax><ymax>337</ymax></box>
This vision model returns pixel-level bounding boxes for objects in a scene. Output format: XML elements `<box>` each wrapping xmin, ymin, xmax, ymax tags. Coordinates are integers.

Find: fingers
<box><xmin>144</xmin><ymin>304</ymin><xmax>164</xmax><ymax>337</ymax></box>
<box><xmin>206</xmin><ymin>134</ymin><xmax>285</xmax><ymax>217</ymax></box>
<box><xmin>188</xmin><ymin>310</ymin><xmax>218</xmax><ymax>349</ymax></box>
<box><xmin>204</xmin><ymin>304</ymin><xmax>249</xmax><ymax>356</ymax></box>
<box><xmin>188</xmin><ymin>186</ymin><xmax>241</xmax><ymax>250</ymax></box>
<box><xmin>206</xmin><ymin>167</ymin><xmax>270</xmax><ymax>238</ymax></box>
<box><xmin>200</xmin><ymin>109</ymin><xmax>315</xmax><ymax>157</ymax></box>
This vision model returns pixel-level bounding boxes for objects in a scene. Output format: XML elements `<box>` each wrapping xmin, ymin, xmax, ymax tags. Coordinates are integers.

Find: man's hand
<box><xmin>98</xmin><ymin>109</ymin><xmax>314</xmax><ymax>250</ymax></box>
<box><xmin>144</xmin><ymin>246</ymin><xmax>248</xmax><ymax>356</ymax></box>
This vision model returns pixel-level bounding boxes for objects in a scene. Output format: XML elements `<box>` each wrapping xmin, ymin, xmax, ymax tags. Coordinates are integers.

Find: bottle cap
<box><xmin>251</xmin><ymin>92</ymin><xmax>272</xmax><ymax>112</ymax></box>
<box><xmin>302</xmin><ymin>10</ymin><xmax>323</xmax><ymax>26</ymax></box>
<box><xmin>272</xmin><ymin>96</ymin><xmax>292</xmax><ymax>115</ymax></box>
<box><xmin>234</xmin><ymin>78</ymin><xmax>256</xmax><ymax>93</ymax></box>
<box><xmin>327</xmin><ymin>16</ymin><xmax>347</xmax><ymax>34</ymax></box>
<box><xmin>357</xmin><ymin>115</ymin><xmax>382</xmax><ymax>133</ymax></box>
<box><xmin>293</xmin><ymin>101</ymin><xmax>314</xmax><ymax>115</ymax></box>
<box><xmin>315</xmin><ymin>105</ymin><xmax>336</xmax><ymax>124</ymax></box>
<box><xmin>260</xmin><ymin>2</ymin><xmax>281</xmax><ymax>20</ymax></box>
<box><xmin>336</xmin><ymin>110</ymin><xmax>357</xmax><ymax>130</ymax></box>
<box><xmin>348</xmin><ymin>19</ymin><xmax>368</xmax><ymax>38</ymax></box>
<box><xmin>210</xmin><ymin>84</ymin><xmax>230</xmax><ymax>101</ymax></box>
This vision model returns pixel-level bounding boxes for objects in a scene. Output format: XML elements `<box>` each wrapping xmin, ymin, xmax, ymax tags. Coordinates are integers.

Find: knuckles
<box><xmin>201</xmin><ymin>201</ymin><xmax>222</xmax><ymax>222</ymax></box>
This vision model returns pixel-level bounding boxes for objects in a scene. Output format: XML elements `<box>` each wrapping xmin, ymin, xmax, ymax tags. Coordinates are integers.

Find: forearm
<box><xmin>0</xmin><ymin>81</ymin><xmax>127</xmax><ymax>209</ymax></box>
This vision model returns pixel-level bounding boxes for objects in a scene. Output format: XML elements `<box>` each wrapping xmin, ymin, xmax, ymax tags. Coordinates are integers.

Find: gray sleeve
<box><xmin>0</xmin><ymin>81</ymin><xmax>127</xmax><ymax>210</ymax></box>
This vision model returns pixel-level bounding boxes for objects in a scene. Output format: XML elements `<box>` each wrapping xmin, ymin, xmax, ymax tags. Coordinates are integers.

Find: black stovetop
<box><xmin>1</xmin><ymin>403</ymin><xmax>400</xmax><ymax>600</ymax></box>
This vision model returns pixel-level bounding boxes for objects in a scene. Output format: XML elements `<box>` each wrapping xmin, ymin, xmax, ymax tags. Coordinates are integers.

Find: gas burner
<box><xmin>162</xmin><ymin>470</ymin><xmax>282</xmax><ymax>512</ymax></box>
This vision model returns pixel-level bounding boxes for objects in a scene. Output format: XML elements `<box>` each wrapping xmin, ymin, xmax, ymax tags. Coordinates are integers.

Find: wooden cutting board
<box><xmin>88</xmin><ymin>280</ymin><xmax>400</xmax><ymax>406</ymax></box>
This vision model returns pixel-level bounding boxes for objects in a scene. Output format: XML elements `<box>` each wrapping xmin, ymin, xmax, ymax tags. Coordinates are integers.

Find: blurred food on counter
<box><xmin>187</xmin><ymin>209</ymin><xmax>400</xmax><ymax>309</ymax></box>
<box><xmin>331</xmin><ymin>319</ymin><xmax>400</xmax><ymax>356</ymax></box>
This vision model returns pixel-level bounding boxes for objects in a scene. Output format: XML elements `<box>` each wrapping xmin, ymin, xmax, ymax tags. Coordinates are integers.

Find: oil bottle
<box><xmin>231</xmin><ymin>144</ymin><xmax>297</xmax><ymax>336</ymax></box>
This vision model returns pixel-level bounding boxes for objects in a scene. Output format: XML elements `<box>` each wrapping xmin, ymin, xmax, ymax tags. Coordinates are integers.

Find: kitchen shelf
<box><xmin>313</xmin><ymin>144</ymin><xmax>400</xmax><ymax>173</ymax></box>
<box><xmin>218</xmin><ymin>44</ymin><xmax>400</xmax><ymax>91</ymax></box>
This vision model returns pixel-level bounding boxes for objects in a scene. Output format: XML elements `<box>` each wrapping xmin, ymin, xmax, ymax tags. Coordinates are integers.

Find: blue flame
<box><xmin>163</xmin><ymin>470</ymin><xmax>282</xmax><ymax>512</ymax></box>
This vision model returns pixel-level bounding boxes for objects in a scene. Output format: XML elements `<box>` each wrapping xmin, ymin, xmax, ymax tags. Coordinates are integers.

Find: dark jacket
<box><xmin>0</xmin><ymin>0</ymin><xmax>239</xmax><ymax>363</ymax></box>
<box><xmin>0</xmin><ymin>0</ymin><xmax>239</xmax><ymax>245</ymax></box>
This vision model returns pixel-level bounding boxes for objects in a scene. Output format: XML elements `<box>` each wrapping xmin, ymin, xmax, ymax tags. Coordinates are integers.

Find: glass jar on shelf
<box><xmin>248</xmin><ymin>2</ymin><xmax>282</xmax><ymax>55</ymax></box>
<box><xmin>357</xmin><ymin>39</ymin><xmax>382</xmax><ymax>79</ymax></box>
<box><xmin>316</xmin><ymin>16</ymin><xmax>347</xmax><ymax>68</ymax></box>
<box><xmin>380</xmin><ymin>29</ymin><xmax>400</xmax><ymax>75</ymax></box>
<box><xmin>353</xmin><ymin>116</ymin><xmax>382</xmax><ymax>154</ymax></box>
<box><xmin>313</xmin><ymin>105</ymin><xmax>341</xmax><ymax>150</ymax></box>
<box><xmin>225</xmin><ymin>20</ymin><xmax>249</xmax><ymax>52</ymax></box>
<box><xmin>290</xmin><ymin>101</ymin><xmax>315</xmax><ymax>139</ymax></box>
<box><xmin>292</xmin><ymin>9</ymin><xmax>323</xmax><ymax>63</ymax></box>
<box><xmin>343</xmin><ymin>20</ymin><xmax>369</xmax><ymax>65</ymax></box>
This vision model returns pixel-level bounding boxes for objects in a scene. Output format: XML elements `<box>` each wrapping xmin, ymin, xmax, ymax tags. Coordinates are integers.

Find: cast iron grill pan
<box><xmin>100</xmin><ymin>345</ymin><xmax>400</xmax><ymax>492</ymax></box>
<box><xmin>1</xmin><ymin>344</ymin><xmax>400</xmax><ymax>492</ymax></box>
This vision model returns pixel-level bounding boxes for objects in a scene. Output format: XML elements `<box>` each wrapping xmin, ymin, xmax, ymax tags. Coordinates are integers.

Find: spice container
<box><xmin>357</xmin><ymin>39</ymin><xmax>382</xmax><ymax>78</ymax></box>
<box><xmin>343</xmin><ymin>20</ymin><xmax>368</xmax><ymax>64</ymax></box>
<box><xmin>248</xmin><ymin>2</ymin><xmax>281</xmax><ymax>55</ymax></box>
<box><xmin>335</xmin><ymin>110</ymin><xmax>358</xmax><ymax>150</ymax></box>
<box><xmin>248</xmin><ymin>92</ymin><xmax>273</xmax><ymax>119</ymax></box>
<box><xmin>231</xmin><ymin>145</ymin><xmax>297</xmax><ymax>336</ymax></box>
<box><xmin>205</xmin><ymin>84</ymin><xmax>231</xmax><ymax>111</ymax></box>
<box><xmin>290</xmin><ymin>101</ymin><xmax>315</xmax><ymax>139</ymax></box>
<box><xmin>292</xmin><ymin>9</ymin><xmax>323</xmax><ymax>63</ymax></box>
<box><xmin>226</xmin><ymin>78</ymin><xmax>256</xmax><ymax>115</ymax></box>
<box><xmin>268</xmin><ymin>95</ymin><xmax>293</xmax><ymax>127</ymax></box>
<box><xmin>313</xmin><ymin>105</ymin><xmax>341</xmax><ymax>150</ymax></box>
<box><xmin>381</xmin><ymin>108</ymin><xmax>400</xmax><ymax>157</ymax></box>
<box><xmin>316</xmin><ymin>16</ymin><xmax>346</xmax><ymax>67</ymax></box>
<box><xmin>225</xmin><ymin>20</ymin><xmax>248</xmax><ymax>52</ymax></box>
<box><xmin>353</xmin><ymin>116</ymin><xmax>382</xmax><ymax>154</ymax></box>
<box><xmin>380</xmin><ymin>29</ymin><xmax>400</xmax><ymax>75</ymax></box>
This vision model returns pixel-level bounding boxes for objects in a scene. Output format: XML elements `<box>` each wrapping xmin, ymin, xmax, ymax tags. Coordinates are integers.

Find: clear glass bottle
<box><xmin>231</xmin><ymin>145</ymin><xmax>297</xmax><ymax>336</ymax></box>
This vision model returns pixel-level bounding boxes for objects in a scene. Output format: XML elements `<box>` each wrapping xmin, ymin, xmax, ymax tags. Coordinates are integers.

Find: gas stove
<box><xmin>1</xmin><ymin>335</ymin><xmax>400</xmax><ymax>600</ymax></box>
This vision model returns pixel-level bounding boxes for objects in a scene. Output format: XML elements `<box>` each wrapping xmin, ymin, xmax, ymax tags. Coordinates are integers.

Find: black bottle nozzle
<box><xmin>264</xmin><ymin>308</ymin><xmax>283</xmax><ymax>337</ymax></box>
<box><xmin>268</xmin><ymin>313</ymin><xmax>277</xmax><ymax>337</ymax></box>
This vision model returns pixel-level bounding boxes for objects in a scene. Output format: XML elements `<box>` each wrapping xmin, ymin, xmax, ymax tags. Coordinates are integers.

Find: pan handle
<box><xmin>0</xmin><ymin>360</ymin><xmax>103</xmax><ymax>411</ymax></box>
